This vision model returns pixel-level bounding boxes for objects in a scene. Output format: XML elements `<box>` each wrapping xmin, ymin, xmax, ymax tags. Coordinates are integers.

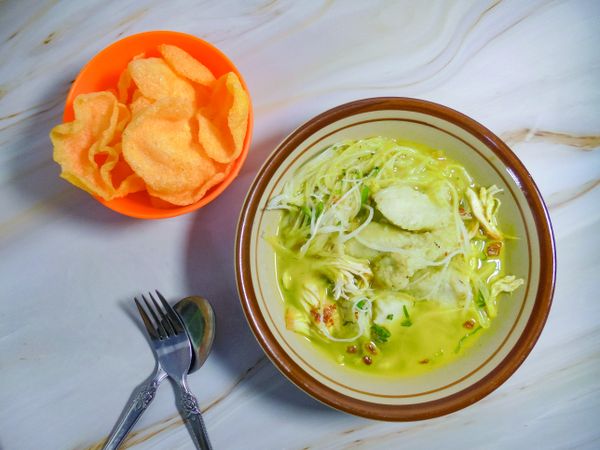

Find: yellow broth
<box><xmin>276</xmin><ymin>249</ymin><xmax>502</xmax><ymax>376</ymax></box>
<box><xmin>270</xmin><ymin>137</ymin><xmax>521</xmax><ymax>376</ymax></box>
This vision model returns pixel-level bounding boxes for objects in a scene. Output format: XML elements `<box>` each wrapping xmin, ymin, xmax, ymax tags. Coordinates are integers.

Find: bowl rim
<box><xmin>63</xmin><ymin>30</ymin><xmax>253</xmax><ymax>219</ymax></box>
<box><xmin>235</xmin><ymin>97</ymin><xmax>556</xmax><ymax>421</ymax></box>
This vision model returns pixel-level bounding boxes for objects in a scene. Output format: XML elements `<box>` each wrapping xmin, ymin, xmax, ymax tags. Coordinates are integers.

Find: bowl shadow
<box><xmin>184</xmin><ymin>132</ymin><xmax>340</xmax><ymax>417</ymax></box>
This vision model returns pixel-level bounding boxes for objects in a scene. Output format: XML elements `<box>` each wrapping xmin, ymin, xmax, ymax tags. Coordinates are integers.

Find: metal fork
<box><xmin>103</xmin><ymin>293</ymin><xmax>169</xmax><ymax>450</ymax></box>
<box><xmin>136</xmin><ymin>291</ymin><xmax>212</xmax><ymax>450</ymax></box>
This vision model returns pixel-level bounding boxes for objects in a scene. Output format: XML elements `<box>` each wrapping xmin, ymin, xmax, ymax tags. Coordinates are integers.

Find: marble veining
<box><xmin>1</xmin><ymin>0</ymin><xmax>599</xmax><ymax>449</ymax></box>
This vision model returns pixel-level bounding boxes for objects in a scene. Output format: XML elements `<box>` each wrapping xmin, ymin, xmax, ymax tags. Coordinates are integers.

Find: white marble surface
<box><xmin>1</xmin><ymin>0</ymin><xmax>599</xmax><ymax>449</ymax></box>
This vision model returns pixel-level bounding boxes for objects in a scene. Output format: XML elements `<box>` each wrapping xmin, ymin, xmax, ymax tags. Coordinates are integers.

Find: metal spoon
<box><xmin>103</xmin><ymin>296</ymin><xmax>216</xmax><ymax>450</ymax></box>
<box><xmin>174</xmin><ymin>296</ymin><xmax>216</xmax><ymax>373</ymax></box>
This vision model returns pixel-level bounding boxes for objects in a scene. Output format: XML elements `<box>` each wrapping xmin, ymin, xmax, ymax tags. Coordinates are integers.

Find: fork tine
<box><xmin>155</xmin><ymin>290</ymin><xmax>184</xmax><ymax>333</ymax></box>
<box><xmin>148</xmin><ymin>292</ymin><xmax>175</xmax><ymax>337</ymax></box>
<box><xmin>134</xmin><ymin>297</ymin><xmax>158</xmax><ymax>340</ymax></box>
<box><xmin>142</xmin><ymin>294</ymin><xmax>167</xmax><ymax>339</ymax></box>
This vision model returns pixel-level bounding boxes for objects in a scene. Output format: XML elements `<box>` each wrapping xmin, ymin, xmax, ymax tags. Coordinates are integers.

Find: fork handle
<box><xmin>103</xmin><ymin>370</ymin><xmax>165</xmax><ymax>450</ymax></box>
<box><xmin>178</xmin><ymin>383</ymin><xmax>212</xmax><ymax>450</ymax></box>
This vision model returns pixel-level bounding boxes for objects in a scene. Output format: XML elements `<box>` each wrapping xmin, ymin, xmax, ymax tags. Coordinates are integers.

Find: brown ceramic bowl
<box><xmin>235</xmin><ymin>97</ymin><xmax>555</xmax><ymax>421</ymax></box>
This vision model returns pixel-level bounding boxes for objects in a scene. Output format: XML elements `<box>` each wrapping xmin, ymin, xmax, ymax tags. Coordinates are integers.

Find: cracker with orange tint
<box><xmin>89</xmin><ymin>103</ymin><xmax>130</xmax><ymax>177</ymax></box>
<box><xmin>116</xmin><ymin>53</ymin><xmax>147</xmax><ymax>103</ymax></box>
<box><xmin>128</xmin><ymin>57</ymin><xmax>195</xmax><ymax>105</ymax></box>
<box><xmin>197</xmin><ymin>72</ymin><xmax>249</xmax><ymax>163</ymax></box>
<box><xmin>122</xmin><ymin>97</ymin><xmax>219</xmax><ymax>205</ymax></box>
<box><xmin>117</xmin><ymin>69</ymin><xmax>132</xmax><ymax>103</ymax></box>
<box><xmin>113</xmin><ymin>103</ymin><xmax>131</xmax><ymax>136</ymax></box>
<box><xmin>159</xmin><ymin>44</ymin><xmax>216</xmax><ymax>86</ymax></box>
<box><xmin>94</xmin><ymin>142</ymin><xmax>145</xmax><ymax>197</ymax></box>
<box><xmin>51</xmin><ymin>91</ymin><xmax>122</xmax><ymax>199</ymax></box>
<box><xmin>158</xmin><ymin>160</ymin><xmax>233</xmax><ymax>205</ymax></box>
<box><xmin>129</xmin><ymin>90</ymin><xmax>154</xmax><ymax>118</ymax></box>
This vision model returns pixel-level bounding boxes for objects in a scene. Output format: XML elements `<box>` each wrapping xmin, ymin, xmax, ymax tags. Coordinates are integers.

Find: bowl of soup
<box><xmin>235</xmin><ymin>97</ymin><xmax>555</xmax><ymax>420</ymax></box>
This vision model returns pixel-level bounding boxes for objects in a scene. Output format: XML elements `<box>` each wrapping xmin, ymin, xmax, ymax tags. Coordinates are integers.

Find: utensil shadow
<box><xmin>4</xmin><ymin>75</ymin><xmax>137</xmax><ymax>228</ymax></box>
<box><xmin>184</xmin><ymin>133</ymin><xmax>340</xmax><ymax>418</ymax></box>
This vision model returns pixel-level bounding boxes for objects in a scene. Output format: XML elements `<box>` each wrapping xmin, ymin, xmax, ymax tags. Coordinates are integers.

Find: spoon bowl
<box><xmin>174</xmin><ymin>296</ymin><xmax>216</xmax><ymax>373</ymax></box>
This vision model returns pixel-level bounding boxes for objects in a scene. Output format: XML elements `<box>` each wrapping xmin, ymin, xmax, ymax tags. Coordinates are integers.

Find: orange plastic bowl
<box><xmin>63</xmin><ymin>30</ymin><xmax>253</xmax><ymax>219</ymax></box>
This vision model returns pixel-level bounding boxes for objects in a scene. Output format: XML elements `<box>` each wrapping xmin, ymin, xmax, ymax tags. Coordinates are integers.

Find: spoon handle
<box><xmin>178</xmin><ymin>379</ymin><xmax>212</xmax><ymax>450</ymax></box>
<box><xmin>103</xmin><ymin>369</ymin><xmax>165</xmax><ymax>450</ymax></box>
